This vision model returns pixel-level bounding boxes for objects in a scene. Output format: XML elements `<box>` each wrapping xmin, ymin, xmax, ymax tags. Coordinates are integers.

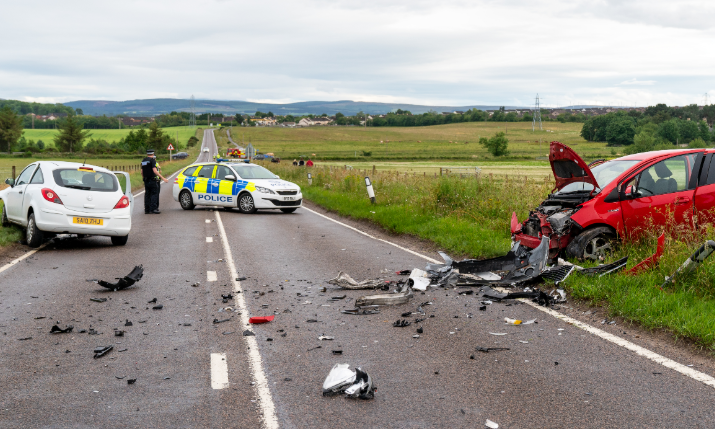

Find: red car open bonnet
<box><xmin>549</xmin><ymin>141</ymin><xmax>599</xmax><ymax>192</ymax></box>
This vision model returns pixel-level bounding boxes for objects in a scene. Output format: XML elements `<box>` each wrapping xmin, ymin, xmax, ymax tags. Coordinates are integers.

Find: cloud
<box><xmin>0</xmin><ymin>0</ymin><xmax>713</xmax><ymax>107</ymax></box>
<box><xmin>620</xmin><ymin>78</ymin><xmax>657</xmax><ymax>86</ymax></box>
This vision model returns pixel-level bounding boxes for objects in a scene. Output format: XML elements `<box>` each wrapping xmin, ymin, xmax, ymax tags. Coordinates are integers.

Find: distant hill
<box><xmin>63</xmin><ymin>98</ymin><xmax>529</xmax><ymax>116</ymax></box>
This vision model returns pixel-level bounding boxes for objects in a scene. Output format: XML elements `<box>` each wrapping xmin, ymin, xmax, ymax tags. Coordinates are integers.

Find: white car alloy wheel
<box><xmin>238</xmin><ymin>193</ymin><xmax>256</xmax><ymax>214</ymax></box>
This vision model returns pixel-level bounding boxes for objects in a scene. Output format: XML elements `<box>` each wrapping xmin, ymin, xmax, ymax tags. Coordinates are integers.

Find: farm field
<box><xmin>21</xmin><ymin>126</ymin><xmax>199</xmax><ymax>147</ymax></box>
<box><xmin>229</xmin><ymin>121</ymin><xmax>612</xmax><ymax>161</ymax></box>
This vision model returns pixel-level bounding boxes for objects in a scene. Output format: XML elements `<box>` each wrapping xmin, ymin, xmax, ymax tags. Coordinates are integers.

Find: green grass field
<box><xmin>229</xmin><ymin>122</ymin><xmax>612</xmax><ymax>161</ymax></box>
<box><xmin>21</xmin><ymin>126</ymin><xmax>199</xmax><ymax>147</ymax></box>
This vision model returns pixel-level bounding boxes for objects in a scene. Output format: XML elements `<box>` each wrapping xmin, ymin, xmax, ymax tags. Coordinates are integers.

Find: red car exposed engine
<box><xmin>512</xmin><ymin>142</ymin><xmax>715</xmax><ymax>260</ymax></box>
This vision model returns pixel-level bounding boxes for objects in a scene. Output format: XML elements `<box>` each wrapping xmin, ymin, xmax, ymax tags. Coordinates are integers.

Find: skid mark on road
<box><xmin>302</xmin><ymin>206</ymin><xmax>715</xmax><ymax>390</ymax></box>
<box><xmin>211</xmin><ymin>353</ymin><xmax>230</xmax><ymax>390</ymax></box>
<box><xmin>214</xmin><ymin>210</ymin><xmax>279</xmax><ymax>429</ymax></box>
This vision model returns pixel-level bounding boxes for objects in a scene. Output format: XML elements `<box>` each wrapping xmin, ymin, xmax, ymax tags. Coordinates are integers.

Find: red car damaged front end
<box><xmin>512</xmin><ymin>141</ymin><xmax>626</xmax><ymax>260</ymax></box>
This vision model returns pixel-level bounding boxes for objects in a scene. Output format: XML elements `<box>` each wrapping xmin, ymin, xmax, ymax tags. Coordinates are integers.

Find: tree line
<box><xmin>580</xmin><ymin>104</ymin><xmax>715</xmax><ymax>152</ymax></box>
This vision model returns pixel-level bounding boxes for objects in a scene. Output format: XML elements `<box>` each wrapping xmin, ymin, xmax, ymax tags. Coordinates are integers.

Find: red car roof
<box><xmin>617</xmin><ymin>149</ymin><xmax>702</xmax><ymax>161</ymax></box>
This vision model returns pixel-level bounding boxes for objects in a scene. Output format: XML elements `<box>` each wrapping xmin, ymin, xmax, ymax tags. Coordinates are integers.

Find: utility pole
<box><xmin>532</xmin><ymin>94</ymin><xmax>543</xmax><ymax>131</ymax></box>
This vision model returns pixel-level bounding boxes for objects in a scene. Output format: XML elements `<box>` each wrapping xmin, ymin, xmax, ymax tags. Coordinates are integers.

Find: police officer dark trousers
<box><xmin>141</xmin><ymin>149</ymin><xmax>169</xmax><ymax>214</ymax></box>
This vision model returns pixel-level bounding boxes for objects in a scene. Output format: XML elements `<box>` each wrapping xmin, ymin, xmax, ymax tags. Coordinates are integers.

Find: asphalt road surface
<box><xmin>1</xmin><ymin>129</ymin><xmax>715</xmax><ymax>428</ymax></box>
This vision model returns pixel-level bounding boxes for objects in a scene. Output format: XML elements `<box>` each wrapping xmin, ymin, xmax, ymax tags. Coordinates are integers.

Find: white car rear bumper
<box><xmin>36</xmin><ymin>206</ymin><xmax>131</xmax><ymax>236</ymax></box>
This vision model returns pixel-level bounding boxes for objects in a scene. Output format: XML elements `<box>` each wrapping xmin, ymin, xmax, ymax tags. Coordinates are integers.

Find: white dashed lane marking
<box><xmin>302</xmin><ymin>206</ymin><xmax>715</xmax><ymax>390</ymax></box>
<box><xmin>207</xmin><ymin>271</ymin><xmax>217</xmax><ymax>282</ymax></box>
<box><xmin>210</xmin><ymin>353</ymin><xmax>230</xmax><ymax>390</ymax></box>
<box><xmin>206</xmin><ymin>237</ymin><xmax>213</xmax><ymax>243</ymax></box>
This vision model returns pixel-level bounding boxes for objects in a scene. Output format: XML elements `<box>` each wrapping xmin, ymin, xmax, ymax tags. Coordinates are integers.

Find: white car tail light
<box><xmin>41</xmin><ymin>188</ymin><xmax>63</xmax><ymax>205</ymax></box>
<box><xmin>114</xmin><ymin>195</ymin><xmax>130</xmax><ymax>209</ymax></box>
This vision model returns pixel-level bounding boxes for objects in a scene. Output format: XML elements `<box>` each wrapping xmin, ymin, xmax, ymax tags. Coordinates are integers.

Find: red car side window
<box><xmin>635</xmin><ymin>154</ymin><xmax>696</xmax><ymax>197</ymax></box>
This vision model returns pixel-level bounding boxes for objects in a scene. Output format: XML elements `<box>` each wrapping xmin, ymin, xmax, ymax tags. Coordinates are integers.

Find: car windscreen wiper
<box><xmin>64</xmin><ymin>185</ymin><xmax>91</xmax><ymax>190</ymax></box>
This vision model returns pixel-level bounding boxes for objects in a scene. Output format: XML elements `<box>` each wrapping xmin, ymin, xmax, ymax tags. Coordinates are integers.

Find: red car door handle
<box><xmin>675</xmin><ymin>197</ymin><xmax>691</xmax><ymax>205</ymax></box>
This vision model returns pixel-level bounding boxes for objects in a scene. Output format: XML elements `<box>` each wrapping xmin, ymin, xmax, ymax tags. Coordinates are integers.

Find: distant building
<box><xmin>298</xmin><ymin>117</ymin><xmax>333</xmax><ymax>126</ymax></box>
<box><xmin>281</xmin><ymin>122</ymin><xmax>297</xmax><ymax>127</ymax></box>
<box><xmin>120</xmin><ymin>116</ymin><xmax>154</xmax><ymax>126</ymax></box>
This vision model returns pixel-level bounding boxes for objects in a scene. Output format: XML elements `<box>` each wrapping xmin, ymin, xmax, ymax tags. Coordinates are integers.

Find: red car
<box><xmin>512</xmin><ymin>141</ymin><xmax>712</xmax><ymax>260</ymax></box>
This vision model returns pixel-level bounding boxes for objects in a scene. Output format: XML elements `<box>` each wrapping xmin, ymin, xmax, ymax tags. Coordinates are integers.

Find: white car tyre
<box><xmin>238</xmin><ymin>193</ymin><xmax>257</xmax><ymax>214</ymax></box>
<box><xmin>26</xmin><ymin>213</ymin><xmax>44</xmax><ymax>248</ymax></box>
<box><xmin>111</xmin><ymin>235</ymin><xmax>129</xmax><ymax>246</ymax></box>
<box><xmin>1</xmin><ymin>204</ymin><xmax>8</xmax><ymax>227</ymax></box>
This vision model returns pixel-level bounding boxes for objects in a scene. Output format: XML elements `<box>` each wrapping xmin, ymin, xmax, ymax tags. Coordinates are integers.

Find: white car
<box><xmin>172</xmin><ymin>162</ymin><xmax>302</xmax><ymax>213</ymax></box>
<box><xmin>1</xmin><ymin>161</ymin><xmax>134</xmax><ymax>247</ymax></box>
<box><xmin>203</xmin><ymin>148</ymin><xmax>209</xmax><ymax>153</ymax></box>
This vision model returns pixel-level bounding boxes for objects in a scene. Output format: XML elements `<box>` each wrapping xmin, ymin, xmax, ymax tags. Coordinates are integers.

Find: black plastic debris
<box><xmin>124</xmin><ymin>320</ymin><xmax>133</xmax><ymax>327</ymax></box>
<box><xmin>127</xmin><ymin>379</ymin><xmax>136</xmax><ymax>385</ymax></box>
<box><xmin>481</xmin><ymin>287</ymin><xmax>540</xmax><ymax>301</ymax></box>
<box><xmin>97</xmin><ymin>265</ymin><xmax>144</xmax><ymax>291</ymax></box>
<box><xmin>221</xmin><ymin>293</ymin><xmax>233</xmax><ymax>303</ymax></box>
<box><xmin>416</xmin><ymin>327</ymin><xmax>423</xmax><ymax>334</ymax></box>
<box><xmin>661</xmin><ymin>240</ymin><xmax>715</xmax><ymax>288</ymax></box>
<box><xmin>479</xmin><ymin>306</ymin><xmax>487</xmax><ymax>311</ymax></box>
<box><xmin>331</xmin><ymin>295</ymin><xmax>347</xmax><ymax>300</ymax></box>
<box><xmin>396</xmin><ymin>270</ymin><xmax>411</xmax><ymax>275</ymax></box>
<box><xmin>242</xmin><ymin>330</ymin><xmax>255</xmax><ymax>336</ymax></box>
<box><xmin>88</xmin><ymin>329</ymin><xmax>99</xmax><ymax>335</ymax></box>
<box><xmin>90</xmin><ymin>298</ymin><xmax>107</xmax><ymax>303</ymax></box>
<box><xmin>17</xmin><ymin>337</ymin><xmax>32</xmax><ymax>341</ymax></box>
<box><xmin>356</xmin><ymin>283</ymin><xmax>413</xmax><ymax>307</ymax></box>
<box><xmin>578</xmin><ymin>257</ymin><xmax>628</xmax><ymax>277</ymax></box>
<box><xmin>50</xmin><ymin>325</ymin><xmax>73</xmax><ymax>334</ymax></box>
<box><xmin>458</xmin><ymin>290</ymin><xmax>474</xmax><ymax>295</ymax></box>
<box><xmin>213</xmin><ymin>318</ymin><xmax>230</xmax><ymax>324</ymax></box>
<box><xmin>114</xmin><ymin>330</ymin><xmax>124</xmax><ymax>337</ymax></box>
<box><xmin>341</xmin><ymin>308</ymin><xmax>380</xmax><ymax>315</ymax></box>
<box><xmin>393</xmin><ymin>319</ymin><xmax>411</xmax><ymax>327</ymax></box>
<box><xmin>306</xmin><ymin>319</ymin><xmax>320</xmax><ymax>323</ymax></box>
<box><xmin>332</xmin><ymin>350</ymin><xmax>343</xmax><ymax>355</ymax></box>
<box><xmin>476</xmin><ymin>347</ymin><xmax>510</xmax><ymax>353</ymax></box>
<box><xmin>308</xmin><ymin>346</ymin><xmax>322</xmax><ymax>351</ymax></box>
<box><xmin>236</xmin><ymin>277</ymin><xmax>247</xmax><ymax>281</ymax></box>
<box><xmin>322</xmin><ymin>364</ymin><xmax>376</xmax><ymax>400</ymax></box>
<box><xmin>541</xmin><ymin>265</ymin><xmax>576</xmax><ymax>284</ymax></box>
<box><xmin>223</xmin><ymin>331</ymin><xmax>234</xmax><ymax>335</ymax></box>
<box><xmin>148</xmin><ymin>298</ymin><xmax>157</xmax><ymax>304</ymax></box>
<box><xmin>93</xmin><ymin>345</ymin><xmax>113</xmax><ymax>359</ymax></box>
<box><xmin>152</xmin><ymin>305</ymin><xmax>163</xmax><ymax>310</ymax></box>
<box><xmin>401</xmin><ymin>312</ymin><xmax>412</xmax><ymax>317</ymax></box>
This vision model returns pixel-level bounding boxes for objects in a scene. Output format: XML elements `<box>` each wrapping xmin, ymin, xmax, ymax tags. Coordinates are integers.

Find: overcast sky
<box><xmin>1</xmin><ymin>0</ymin><xmax>713</xmax><ymax>107</ymax></box>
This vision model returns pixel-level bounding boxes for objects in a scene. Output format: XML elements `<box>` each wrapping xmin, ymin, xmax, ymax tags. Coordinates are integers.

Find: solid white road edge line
<box><xmin>215</xmin><ymin>210</ymin><xmax>279</xmax><ymax>429</ymax></box>
<box><xmin>0</xmin><ymin>242</ymin><xmax>47</xmax><ymax>277</ymax></box>
<box><xmin>302</xmin><ymin>206</ymin><xmax>715</xmax><ymax>390</ymax></box>
<box><xmin>210</xmin><ymin>353</ymin><xmax>230</xmax><ymax>390</ymax></box>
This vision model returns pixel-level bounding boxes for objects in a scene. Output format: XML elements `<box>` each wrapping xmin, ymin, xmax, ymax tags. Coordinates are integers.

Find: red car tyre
<box><xmin>565</xmin><ymin>226</ymin><xmax>616</xmax><ymax>261</ymax></box>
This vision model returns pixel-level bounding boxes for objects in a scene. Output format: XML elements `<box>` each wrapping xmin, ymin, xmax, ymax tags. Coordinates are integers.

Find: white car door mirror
<box><xmin>225</xmin><ymin>175</ymin><xmax>237</xmax><ymax>181</ymax></box>
<box><xmin>5</xmin><ymin>178</ymin><xmax>14</xmax><ymax>187</ymax></box>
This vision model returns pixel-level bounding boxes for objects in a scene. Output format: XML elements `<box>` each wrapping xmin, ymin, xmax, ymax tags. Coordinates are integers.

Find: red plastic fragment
<box><xmin>625</xmin><ymin>233</ymin><xmax>665</xmax><ymax>275</ymax></box>
<box><xmin>249</xmin><ymin>315</ymin><xmax>275</xmax><ymax>324</ymax></box>
<box><xmin>510</xmin><ymin>212</ymin><xmax>522</xmax><ymax>234</ymax></box>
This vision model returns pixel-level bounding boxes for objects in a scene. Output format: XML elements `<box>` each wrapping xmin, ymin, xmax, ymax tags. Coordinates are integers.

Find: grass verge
<box><xmin>266</xmin><ymin>162</ymin><xmax>715</xmax><ymax>352</ymax></box>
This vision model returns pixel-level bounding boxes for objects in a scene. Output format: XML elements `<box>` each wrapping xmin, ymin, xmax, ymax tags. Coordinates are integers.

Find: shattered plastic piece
<box><xmin>479</xmin><ymin>306</ymin><xmax>487</xmax><ymax>311</ymax></box>
<box><xmin>322</xmin><ymin>364</ymin><xmax>356</xmax><ymax>395</ymax></box>
<box><xmin>661</xmin><ymin>240</ymin><xmax>715</xmax><ymax>288</ymax></box>
<box><xmin>236</xmin><ymin>277</ymin><xmax>247</xmax><ymax>281</ymax></box>
<box><xmin>481</xmin><ymin>287</ymin><xmax>540</xmax><ymax>301</ymax></box>
<box><xmin>331</xmin><ymin>295</ymin><xmax>347</xmax><ymax>300</ymax></box>
<box><xmin>93</xmin><ymin>345</ymin><xmax>113</xmax><ymax>359</ymax></box>
<box><xmin>152</xmin><ymin>305</ymin><xmax>163</xmax><ymax>310</ymax></box>
<box><xmin>541</xmin><ymin>265</ymin><xmax>576</xmax><ymax>284</ymax></box>
<box><xmin>489</xmin><ymin>332</ymin><xmax>507</xmax><ymax>336</ymax></box>
<box><xmin>306</xmin><ymin>319</ymin><xmax>320</xmax><ymax>323</ymax></box>
<box><xmin>393</xmin><ymin>319</ymin><xmax>411</xmax><ymax>327</ymax></box>
<box><xmin>578</xmin><ymin>257</ymin><xmax>628</xmax><ymax>277</ymax></box>
<box><xmin>114</xmin><ymin>330</ymin><xmax>124</xmax><ymax>337</ymax></box>
<box><xmin>249</xmin><ymin>315</ymin><xmax>275</xmax><ymax>324</ymax></box>
<box><xmin>355</xmin><ymin>283</ymin><xmax>413</xmax><ymax>307</ymax></box>
<box><xmin>97</xmin><ymin>265</ymin><xmax>144</xmax><ymax>291</ymax></box>
<box><xmin>407</xmin><ymin>269</ymin><xmax>431</xmax><ymax>291</ymax></box>
<box><xmin>416</xmin><ymin>327</ymin><xmax>423</xmax><ymax>334</ymax></box>
<box><xmin>342</xmin><ymin>308</ymin><xmax>380</xmax><ymax>315</ymax></box>
<box><xmin>328</xmin><ymin>272</ymin><xmax>384</xmax><ymax>289</ymax></box>
<box><xmin>148</xmin><ymin>298</ymin><xmax>157</xmax><ymax>304</ymax></box>
<box><xmin>396</xmin><ymin>270</ymin><xmax>411</xmax><ymax>275</ymax></box>
<box><xmin>127</xmin><ymin>379</ymin><xmax>136</xmax><ymax>385</ymax></box>
<box><xmin>485</xmin><ymin>419</ymin><xmax>499</xmax><ymax>428</ymax></box>
<box><xmin>213</xmin><ymin>318</ymin><xmax>230</xmax><ymax>324</ymax></box>
<box><xmin>124</xmin><ymin>320</ymin><xmax>133</xmax><ymax>327</ymax></box>
<box><xmin>626</xmin><ymin>233</ymin><xmax>665</xmax><ymax>275</ymax></box>
<box><xmin>332</xmin><ymin>350</ymin><xmax>343</xmax><ymax>355</ymax></box>
<box><xmin>18</xmin><ymin>337</ymin><xmax>32</xmax><ymax>341</ymax></box>
<box><xmin>50</xmin><ymin>325</ymin><xmax>73</xmax><ymax>334</ymax></box>
<box><xmin>90</xmin><ymin>298</ymin><xmax>107</xmax><ymax>303</ymax></box>
<box><xmin>242</xmin><ymin>330</ymin><xmax>255</xmax><ymax>336</ymax></box>
<box><xmin>476</xmin><ymin>347</ymin><xmax>510</xmax><ymax>353</ymax></box>
<box><xmin>504</xmin><ymin>318</ymin><xmax>536</xmax><ymax>325</ymax></box>
<box><xmin>191</xmin><ymin>282</ymin><xmax>201</xmax><ymax>287</ymax></box>
<box><xmin>401</xmin><ymin>312</ymin><xmax>412</xmax><ymax>317</ymax></box>
<box><xmin>318</xmin><ymin>335</ymin><xmax>334</xmax><ymax>341</ymax></box>
<box><xmin>344</xmin><ymin>368</ymin><xmax>375</xmax><ymax>400</ymax></box>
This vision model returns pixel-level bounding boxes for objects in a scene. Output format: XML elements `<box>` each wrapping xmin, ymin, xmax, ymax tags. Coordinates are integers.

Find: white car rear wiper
<box><xmin>65</xmin><ymin>184</ymin><xmax>91</xmax><ymax>190</ymax></box>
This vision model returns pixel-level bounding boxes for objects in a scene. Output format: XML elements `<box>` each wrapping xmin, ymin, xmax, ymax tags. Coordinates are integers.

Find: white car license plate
<box><xmin>283</xmin><ymin>196</ymin><xmax>295</xmax><ymax>201</ymax></box>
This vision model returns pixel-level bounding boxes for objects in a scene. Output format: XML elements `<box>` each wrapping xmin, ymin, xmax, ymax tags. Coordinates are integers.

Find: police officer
<box><xmin>141</xmin><ymin>149</ymin><xmax>168</xmax><ymax>214</ymax></box>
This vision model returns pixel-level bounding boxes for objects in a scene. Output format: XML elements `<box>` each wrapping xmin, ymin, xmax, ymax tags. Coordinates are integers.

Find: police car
<box><xmin>172</xmin><ymin>162</ymin><xmax>302</xmax><ymax>213</ymax></box>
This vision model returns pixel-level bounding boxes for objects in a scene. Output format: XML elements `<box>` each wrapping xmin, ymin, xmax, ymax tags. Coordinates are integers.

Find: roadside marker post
<box><xmin>308</xmin><ymin>173</ymin><xmax>312</xmax><ymax>186</ymax></box>
<box><xmin>365</xmin><ymin>176</ymin><xmax>375</xmax><ymax>204</ymax></box>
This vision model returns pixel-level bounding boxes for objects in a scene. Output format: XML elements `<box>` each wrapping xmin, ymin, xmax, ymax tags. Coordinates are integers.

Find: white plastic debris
<box><xmin>322</xmin><ymin>364</ymin><xmax>355</xmax><ymax>393</ymax></box>
<box><xmin>486</xmin><ymin>419</ymin><xmax>499</xmax><ymax>428</ymax></box>
<box><xmin>489</xmin><ymin>332</ymin><xmax>507</xmax><ymax>336</ymax></box>
<box><xmin>318</xmin><ymin>335</ymin><xmax>334</xmax><ymax>341</ymax></box>
<box><xmin>504</xmin><ymin>318</ymin><xmax>537</xmax><ymax>325</ymax></box>
<box><xmin>408</xmin><ymin>268</ymin><xmax>431</xmax><ymax>291</ymax></box>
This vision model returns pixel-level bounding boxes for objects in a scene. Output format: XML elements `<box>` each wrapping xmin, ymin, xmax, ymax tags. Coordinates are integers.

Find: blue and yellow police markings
<box><xmin>177</xmin><ymin>167</ymin><xmax>257</xmax><ymax>205</ymax></box>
